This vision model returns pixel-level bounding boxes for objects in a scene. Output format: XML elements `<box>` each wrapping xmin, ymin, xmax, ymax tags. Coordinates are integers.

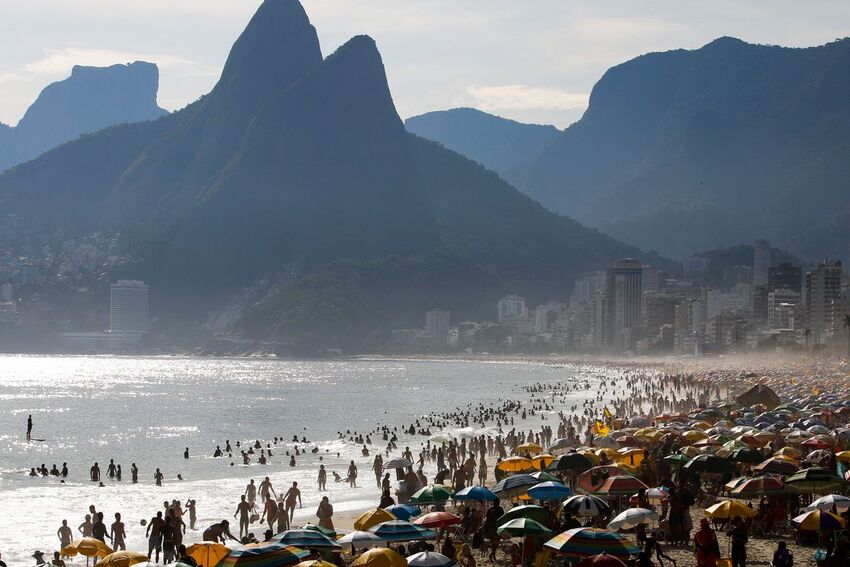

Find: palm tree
<box><xmin>843</xmin><ymin>315</ymin><xmax>850</xmax><ymax>359</ymax></box>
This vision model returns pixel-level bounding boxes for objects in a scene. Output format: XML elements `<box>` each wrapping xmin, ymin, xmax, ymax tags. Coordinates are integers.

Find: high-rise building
<box><xmin>110</xmin><ymin>280</ymin><xmax>150</xmax><ymax>335</ymax></box>
<box><xmin>753</xmin><ymin>239</ymin><xmax>770</xmax><ymax>287</ymax></box>
<box><xmin>607</xmin><ymin>259</ymin><xmax>642</xmax><ymax>348</ymax></box>
<box><xmin>497</xmin><ymin>295</ymin><xmax>527</xmax><ymax>323</ymax></box>
<box><xmin>425</xmin><ymin>310</ymin><xmax>450</xmax><ymax>346</ymax></box>
<box><xmin>533</xmin><ymin>302</ymin><xmax>565</xmax><ymax>334</ymax></box>
<box><xmin>641</xmin><ymin>292</ymin><xmax>677</xmax><ymax>340</ymax></box>
<box><xmin>641</xmin><ymin>265</ymin><xmax>660</xmax><ymax>293</ymax></box>
<box><xmin>768</xmin><ymin>263</ymin><xmax>802</xmax><ymax>294</ymax></box>
<box><xmin>768</xmin><ymin>288</ymin><xmax>801</xmax><ymax>329</ymax></box>
<box><xmin>805</xmin><ymin>260</ymin><xmax>842</xmax><ymax>343</ymax></box>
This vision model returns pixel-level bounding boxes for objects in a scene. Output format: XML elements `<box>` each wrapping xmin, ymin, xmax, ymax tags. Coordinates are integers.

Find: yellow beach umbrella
<box><xmin>497</xmin><ymin>456</ymin><xmax>532</xmax><ymax>472</ymax></box>
<box><xmin>594</xmin><ymin>448</ymin><xmax>618</xmax><ymax>461</ymax></box>
<box><xmin>94</xmin><ymin>551</ymin><xmax>148</xmax><ymax>567</ymax></box>
<box><xmin>354</xmin><ymin>508</ymin><xmax>397</xmax><ymax>531</ymax></box>
<box><xmin>577</xmin><ymin>449</ymin><xmax>600</xmax><ymax>464</ymax></box>
<box><xmin>515</xmin><ymin>442</ymin><xmax>544</xmax><ymax>456</ymax></box>
<box><xmin>296</xmin><ymin>562</ymin><xmax>338</xmax><ymax>567</ymax></box>
<box><xmin>692</xmin><ymin>421</ymin><xmax>712</xmax><ymax>431</ymax></box>
<box><xmin>679</xmin><ymin>446</ymin><xmax>701</xmax><ymax>458</ymax></box>
<box><xmin>705</xmin><ymin>500</ymin><xmax>756</xmax><ymax>520</ymax></box>
<box><xmin>634</xmin><ymin>427</ymin><xmax>657</xmax><ymax>438</ymax></box>
<box><xmin>62</xmin><ymin>538</ymin><xmax>113</xmax><ymax>559</ymax></box>
<box><xmin>531</xmin><ymin>454</ymin><xmax>555</xmax><ymax>470</ymax></box>
<box><xmin>351</xmin><ymin>548</ymin><xmax>407</xmax><ymax>567</ymax></box>
<box><xmin>186</xmin><ymin>543</ymin><xmax>231</xmax><ymax>567</ymax></box>
<box><xmin>683</xmin><ymin>430</ymin><xmax>708</xmax><ymax>443</ymax></box>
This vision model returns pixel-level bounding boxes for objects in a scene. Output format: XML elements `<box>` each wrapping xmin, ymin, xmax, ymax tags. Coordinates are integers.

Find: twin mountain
<box><xmin>0</xmin><ymin>61</ymin><xmax>167</xmax><ymax>172</ymax></box>
<box><xmin>0</xmin><ymin>0</ymin><xmax>651</xmax><ymax>350</ymax></box>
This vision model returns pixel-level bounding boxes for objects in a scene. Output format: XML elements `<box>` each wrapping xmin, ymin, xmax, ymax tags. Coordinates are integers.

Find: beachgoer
<box><xmin>283</xmin><ymin>482</ymin><xmax>301</xmax><ymax>522</ymax></box>
<box><xmin>131</xmin><ymin>463</ymin><xmax>138</xmax><ymax>483</ymax></box>
<box><xmin>78</xmin><ymin>515</ymin><xmax>92</xmax><ymax>537</ymax></box>
<box><xmin>154</xmin><ymin>468</ymin><xmax>164</xmax><ymax>486</ymax></box>
<box><xmin>27</xmin><ymin>414</ymin><xmax>33</xmax><ymax>440</ymax></box>
<box><xmin>51</xmin><ymin>551</ymin><xmax>65</xmax><ymax>567</ymax></box>
<box><xmin>57</xmin><ymin>520</ymin><xmax>73</xmax><ymax>553</ymax></box>
<box><xmin>316</xmin><ymin>496</ymin><xmax>334</xmax><ymax>530</ymax></box>
<box><xmin>146</xmin><ymin>511</ymin><xmax>165</xmax><ymax>562</ymax></box>
<box><xmin>202</xmin><ymin>520</ymin><xmax>239</xmax><ymax>544</ymax></box>
<box><xmin>347</xmin><ymin>461</ymin><xmax>358</xmax><ymax>488</ymax></box>
<box><xmin>261</xmin><ymin>497</ymin><xmax>278</xmax><ymax>533</ymax></box>
<box><xmin>111</xmin><ymin>513</ymin><xmax>126</xmax><ymax>550</ymax></box>
<box><xmin>771</xmin><ymin>541</ymin><xmax>793</xmax><ymax>567</ymax></box>
<box><xmin>317</xmin><ymin>465</ymin><xmax>327</xmax><ymax>491</ymax></box>
<box><xmin>235</xmin><ymin>495</ymin><xmax>252</xmax><ymax>539</ymax></box>
<box><xmin>694</xmin><ymin>518</ymin><xmax>720</xmax><ymax>567</ymax></box>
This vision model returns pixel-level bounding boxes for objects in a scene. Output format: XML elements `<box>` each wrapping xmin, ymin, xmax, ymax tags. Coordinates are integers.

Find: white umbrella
<box><xmin>562</xmin><ymin>495</ymin><xmax>610</xmax><ymax>517</ymax></box>
<box><xmin>407</xmin><ymin>552</ymin><xmax>456</xmax><ymax>567</ymax></box>
<box><xmin>337</xmin><ymin>531</ymin><xmax>384</xmax><ymax>550</ymax></box>
<box><xmin>607</xmin><ymin>508</ymin><xmax>658</xmax><ymax>531</ymax></box>
<box><xmin>805</xmin><ymin>494</ymin><xmax>850</xmax><ymax>512</ymax></box>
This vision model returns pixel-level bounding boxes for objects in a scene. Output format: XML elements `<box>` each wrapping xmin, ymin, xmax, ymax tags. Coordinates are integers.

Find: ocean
<box><xmin>0</xmin><ymin>355</ymin><xmax>612</xmax><ymax>564</ymax></box>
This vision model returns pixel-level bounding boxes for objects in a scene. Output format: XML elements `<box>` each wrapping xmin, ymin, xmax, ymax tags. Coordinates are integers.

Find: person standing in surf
<box><xmin>27</xmin><ymin>414</ymin><xmax>33</xmax><ymax>440</ymax></box>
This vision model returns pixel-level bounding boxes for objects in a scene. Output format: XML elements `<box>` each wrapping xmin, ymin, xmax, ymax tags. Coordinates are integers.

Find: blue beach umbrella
<box><xmin>384</xmin><ymin>505</ymin><xmax>421</xmax><ymax>521</ymax></box>
<box><xmin>272</xmin><ymin>530</ymin><xmax>342</xmax><ymax>550</ymax></box>
<box><xmin>454</xmin><ymin>486</ymin><xmax>499</xmax><ymax>502</ymax></box>
<box><xmin>369</xmin><ymin>521</ymin><xmax>436</xmax><ymax>542</ymax></box>
<box><xmin>527</xmin><ymin>481</ymin><xmax>572</xmax><ymax>501</ymax></box>
<box><xmin>492</xmin><ymin>474</ymin><xmax>539</xmax><ymax>499</ymax></box>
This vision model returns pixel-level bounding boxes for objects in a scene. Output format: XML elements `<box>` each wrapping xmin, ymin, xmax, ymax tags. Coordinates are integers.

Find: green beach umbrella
<box><xmin>497</xmin><ymin>505</ymin><xmax>551</xmax><ymax>526</ymax></box>
<box><xmin>496</xmin><ymin>518</ymin><xmax>553</xmax><ymax>538</ymax></box>
<box><xmin>411</xmin><ymin>485</ymin><xmax>454</xmax><ymax>504</ymax></box>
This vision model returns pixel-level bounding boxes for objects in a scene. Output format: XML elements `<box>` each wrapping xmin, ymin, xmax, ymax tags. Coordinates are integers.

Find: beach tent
<box><xmin>736</xmin><ymin>385</ymin><xmax>781</xmax><ymax>410</ymax></box>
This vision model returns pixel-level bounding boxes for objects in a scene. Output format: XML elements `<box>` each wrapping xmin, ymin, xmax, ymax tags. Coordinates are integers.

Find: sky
<box><xmin>1</xmin><ymin>0</ymin><xmax>849</xmax><ymax>129</ymax></box>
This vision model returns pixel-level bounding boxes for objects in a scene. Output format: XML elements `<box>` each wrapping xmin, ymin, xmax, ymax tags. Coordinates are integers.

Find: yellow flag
<box><xmin>812</xmin><ymin>386</ymin><xmax>820</xmax><ymax>396</ymax></box>
<box><xmin>791</xmin><ymin>378</ymin><xmax>797</xmax><ymax>385</ymax></box>
<box><xmin>603</xmin><ymin>406</ymin><xmax>613</xmax><ymax>418</ymax></box>
<box><xmin>595</xmin><ymin>420</ymin><xmax>610</xmax><ymax>436</ymax></box>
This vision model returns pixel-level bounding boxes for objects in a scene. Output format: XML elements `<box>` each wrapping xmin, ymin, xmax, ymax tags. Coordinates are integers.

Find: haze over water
<box><xmin>0</xmin><ymin>356</ymin><xmax>608</xmax><ymax>564</ymax></box>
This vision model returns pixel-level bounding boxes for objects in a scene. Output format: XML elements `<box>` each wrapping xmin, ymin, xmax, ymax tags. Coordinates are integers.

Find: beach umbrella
<box><xmin>805</xmin><ymin>449</ymin><xmax>834</xmax><ymax>467</ymax></box>
<box><xmin>369</xmin><ymin>521</ymin><xmax>436</xmax><ymax>542</ymax></box>
<box><xmin>527</xmin><ymin>481</ymin><xmax>572</xmax><ymax>501</ymax></box>
<box><xmin>805</xmin><ymin>494</ymin><xmax>850</xmax><ymax>512</ymax></box>
<box><xmin>592</xmin><ymin>436</ymin><xmax>618</xmax><ymax>448</ymax></box>
<box><xmin>774</xmin><ymin>447</ymin><xmax>801</xmax><ymax>459</ymax></box>
<box><xmin>662</xmin><ymin>454</ymin><xmax>690</xmax><ymax>467</ymax></box>
<box><xmin>216</xmin><ymin>543</ymin><xmax>309</xmax><ymax>567</ymax></box>
<box><xmin>785</xmin><ymin>467</ymin><xmax>845</xmax><ymax>495</ymax></box>
<box><xmin>453</xmin><ymin>486</ymin><xmax>498</xmax><ymax>502</ymax></box>
<box><xmin>683</xmin><ymin>430</ymin><xmax>708</xmax><ymax>443</ymax></box>
<box><xmin>497</xmin><ymin>456</ymin><xmax>533</xmax><ymax>473</ymax></box>
<box><xmin>544</xmin><ymin>528</ymin><xmax>639</xmax><ymax>559</ymax></box>
<box><xmin>792</xmin><ymin>510</ymin><xmax>846</xmax><ymax>530</ymax></box>
<box><xmin>272</xmin><ymin>530</ymin><xmax>342</xmax><ymax>550</ymax></box>
<box><xmin>530</xmin><ymin>471</ymin><xmax>559</xmax><ymax>482</ymax></box>
<box><xmin>639</xmin><ymin>487</ymin><xmax>670</xmax><ymax>505</ymax></box>
<box><xmin>492</xmin><ymin>474</ymin><xmax>539</xmax><ymax>499</ymax></box>
<box><xmin>62</xmin><ymin>538</ymin><xmax>114</xmax><ymax>560</ymax></box>
<box><xmin>753</xmin><ymin>457</ymin><xmax>799</xmax><ymax>475</ymax></box>
<box><xmin>724</xmin><ymin>477</ymin><xmax>748</xmax><ymax>492</ymax></box>
<box><xmin>515</xmin><ymin>442</ymin><xmax>544</xmax><ymax>456</ymax></box>
<box><xmin>296</xmin><ymin>561</ymin><xmax>336</xmax><ymax>567</ymax></box>
<box><xmin>531</xmin><ymin>454</ymin><xmax>555</xmax><ymax>470</ymax></box>
<box><xmin>355</xmin><ymin>509</ymin><xmax>398</xmax><ymax>531</ymax></box>
<box><xmin>384</xmin><ymin>505</ymin><xmax>421</xmax><ymax>520</ymax></box>
<box><xmin>595</xmin><ymin>475</ymin><xmax>648</xmax><ymax>496</ymax></box>
<box><xmin>410</xmin><ymin>485</ymin><xmax>453</xmax><ymax>504</ymax></box>
<box><xmin>94</xmin><ymin>551</ymin><xmax>149</xmax><ymax>567</ymax></box>
<box><xmin>301</xmin><ymin>523</ymin><xmax>336</xmax><ymax>538</ymax></box>
<box><xmin>186</xmin><ymin>543</ymin><xmax>231</xmax><ymax>567</ymax></box>
<box><xmin>413</xmin><ymin>512</ymin><xmax>461</xmax><ymax>529</ymax></box>
<box><xmin>683</xmin><ymin>454</ymin><xmax>731</xmax><ymax>474</ymax></box>
<box><xmin>835</xmin><ymin>451</ymin><xmax>850</xmax><ymax>463</ymax></box>
<box><xmin>337</xmin><ymin>531</ymin><xmax>384</xmax><ymax>550</ymax></box>
<box><xmin>730</xmin><ymin>447</ymin><xmax>764</xmax><ymax>465</ymax></box>
<box><xmin>550</xmin><ymin>438</ymin><xmax>574</xmax><ymax>452</ymax></box>
<box><xmin>607</xmin><ymin>508</ymin><xmax>657</xmax><ymax>531</ymax></box>
<box><xmin>498</xmin><ymin>505</ymin><xmax>551</xmax><ymax>525</ymax></box>
<box><xmin>351</xmin><ymin>548</ymin><xmax>407</xmax><ymax>567</ymax></box>
<box><xmin>730</xmin><ymin>476</ymin><xmax>785</xmax><ymax>497</ymax></box>
<box><xmin>562</xmin><ymin>495</ymin><xmax>611</xmax><ymax>518</ymax></box>
<box><xmin>704</xmin><ymin>500</ymin><xmax>756</xmax><ymax>520</ymax></box>
<box><xmin>384</xmin><ymin>458</ymin><xmax>414</xmax><ymax>469</ymax></box>
<box><xmin>406</xmin><ymin>552</ymin><xmax>454</xmax><ymax>567</ymax></box>
<box><xmin>801</xmin><ymin>438</ymin><xmax>832</xmax><ymax>450</ymax></box>
<box><xmin>497</xmin><ymin>518</ymin><xmax>553</xmax><ymax>538</ymax></box>
<box><xmin>575</xmin><ymin>554</ymin><xmax>627</xmax><ymax>567</ymax></box>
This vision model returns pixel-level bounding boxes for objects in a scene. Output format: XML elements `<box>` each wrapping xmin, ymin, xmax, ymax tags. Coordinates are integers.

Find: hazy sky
<box><xmin>1</xmin><ymin>0</ymin><xmax>849</xmax><ymax>128</ymax></box>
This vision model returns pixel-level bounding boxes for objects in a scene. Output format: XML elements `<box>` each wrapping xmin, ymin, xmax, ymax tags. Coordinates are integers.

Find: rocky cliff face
<box><xmin>0</xmin><ymin>61</ymin><xmax>168</xmax><ymax>172</ymax></box>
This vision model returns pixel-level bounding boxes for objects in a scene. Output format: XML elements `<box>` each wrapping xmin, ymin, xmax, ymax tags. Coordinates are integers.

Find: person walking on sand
<box><xmin>260</xmin><ymin>496</ymin><xmax>278</xmax><ymax>534</ymax></box>
<box><xmin>283</xmin><ymin>482</ymin><xmax>302</xmax><ymax>522</ymax></box>
<box><xmin>347</xmin><ymin>461</ymin><xmax>358</xmax><ymax>488</ymax></box>
<box><xmin>27</xmin><ymin>414</ymin><xmax>33</xmax><ymax>441</ymax></box>
<box><xmin>245</xmin><ymin>480</ymin><xmax>257</xmax><ymax>509</ymax></box>
<box><xmin>317</xmin><ymin>465</ymin><xmax>327</xmax><ymax>491</ymax></box>
<box><xmin>259</xmin><ymin>477</ymin><xmax>275</xmax><ymax>503</ymax></box>
<box><xmin>234</xmin><ymin>495</ymin><xmax>252</xmax><ymax>539</ymax></box>
<box><xmin>316</xmin><ymin>496</ymin><xmax>334</xmax><ymax>530</ymax></box>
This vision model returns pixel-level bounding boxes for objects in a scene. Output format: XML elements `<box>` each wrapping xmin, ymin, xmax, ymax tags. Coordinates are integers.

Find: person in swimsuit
<box><xmin>111</xmin><ymin>513</ymin><xmax>126</xmax><ymax>551</ymax></box>
<box><xmin>282</xmin><ymin>482</ymin><xmax>302</xmax><ymax>522</ymax></box>
<box><xmin>234</xmin><ymin>495</ymin><xmax>252</xmax><ymax>539</ymax></box>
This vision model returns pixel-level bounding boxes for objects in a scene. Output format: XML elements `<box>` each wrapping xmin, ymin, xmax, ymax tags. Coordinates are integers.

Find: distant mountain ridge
<box><xmin>0</xmin><ymin>61</ymin><xmax>168</xmax><ymax>172</ymax></box>
<box><xmin>405</xmin><ymin>108</ymin><xmax>560</xmax><ymax>179</ymax></box>
<box><xmin>512</xmin><ymin>36</ymin><xmax>850</xmax><ymax>261</ymax></box>
<box><xmin>0</xmin><ymin>0</ymin><xmax>657</xmax><ymax>350</ymax></box>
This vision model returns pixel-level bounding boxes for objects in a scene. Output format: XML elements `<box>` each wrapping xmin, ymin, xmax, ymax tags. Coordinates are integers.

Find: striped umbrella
<box><xmin>272</xmin><ymin>530</ymin><xmax>342</xmax><ymax>550</ymax></box>
<box><xmin>544</xmin><ymin>528</ymin><xmax>640</xmax><ymax>559</ymax></box>
<box><xmin>384</xmin><ymin>505</ymin><xmax>422</xmax><ymax>520</ymax></box>
<box><xmin>369</xmin><ymin>520</ymin><xmax>437</xmax><ymax>542</ymax></box>
<box><xmin>562</xmin><ymin>495</ymin><xmax>611</xmax><ymax>518</ymax></box>
<box><xmin>730</xmin><ymin>476</ymin><xmax>785</xmax><ymax>497</ymax></box>
<box><xmin>594</xmin><ymin>475</ymin><xmax>648</xmax><ymax>496</ymax></box>
<box><xmin>575</xmin><ymin>553</ymin><xmax>627</xmax><ymax>567</ymax></box>
<box><xmin>413</xmin><ymin>512</ymin><xmax>461</xmax><ymax>529</ymax></box>
<box><xmin>498</xmin><ymin>505</ymin><xmax>551</xmax><ymax>525</ymax></box>
<box><xmin>215</xmin><ymin>543</ymin><xmax>308</xmax><ymax>567</ymax></box>
<box><xmin>411</xmin><ymin>485</ymin><xmax>454</xmax><ymax>504</ymax></box>
<box><xmin>785</xmin><ymin>467</ymin><xmax>845</xmax><ymax>495</ymax></box>
<box><xmin>805</xmin><ymin>494</ymin><xmax>850</xmax><ymax>512</ymax></box>
<box><xmin>607</xmin><ymin>508</ymin><xmax>657</xmax><ymax>531</ymax></box>
<box><xmin>407</xmin><ymin>553</ymin><xmax>454</xmax><ymax>567</ymax></box>
<box><xmin>753</xmin><ymin>457</ymin><xmax>799</xmax><ymax>476</ymax></box>
<box><xmin>492</xmin><ymin>474</ymin><xmax>539</xmax><ymax>499</ymax></box>
<box><xmin>527</xmin><ymin>481</ymin><xmax>572</xmax><ymax>501</ymax></box>
<box><xmin>337</xmin><ymin>531</ymin><xmax>384</xmax><ymax>550</ymax></box>
<box><xmin>792</xmin><ymin>510</ymin><xmax>846</xmax><ymax>530</ymax></box>
<box><xmin>453</xmin><ymin>486</ymin><xmax>498</xmax><ymax>502</ymax></box>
